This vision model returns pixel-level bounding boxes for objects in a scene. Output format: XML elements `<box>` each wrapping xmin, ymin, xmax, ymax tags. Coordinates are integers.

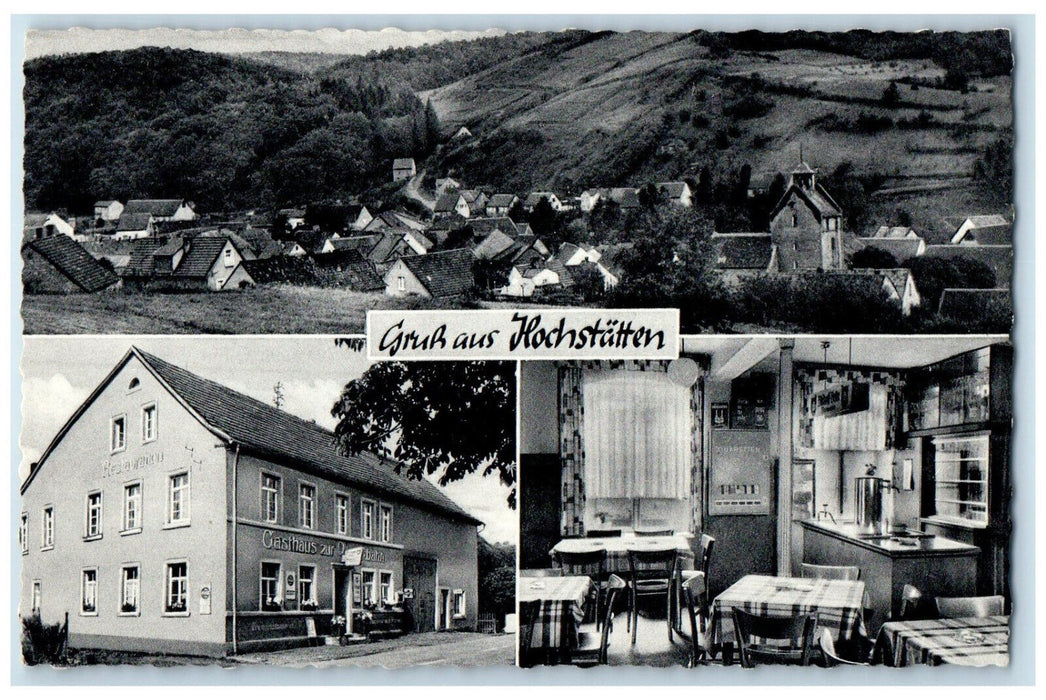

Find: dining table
<box><xmin>874</xmin><ymin>615</ymin><xmax>1009</xmax><ymax>667</ymax></box>
<box><xmin>709</xmin><ymin>574</ymin><xmax>869</xmax><ymax>663</ymax></box>
<box><xmin>518</xmin><ymin>575</ymin><xmax>593</xmax><ymax>663</ymax></box>
<box><xmin>550</xmin><ymin>534</ymin><xmax>696</xmax><ymax>634</ymax></box>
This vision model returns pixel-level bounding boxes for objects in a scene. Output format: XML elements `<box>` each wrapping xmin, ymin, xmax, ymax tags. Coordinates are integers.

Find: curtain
<box><xmin>582</xmin><ymin>369</ymin><xmax>692</xmax><ymax>500</ymax></box>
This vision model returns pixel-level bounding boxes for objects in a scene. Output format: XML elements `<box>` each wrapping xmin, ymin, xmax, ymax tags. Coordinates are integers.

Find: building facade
<box><xmin>20</xmin><ymin>348</ymin><xmax>481</xmax><ymax>656</ymax></box>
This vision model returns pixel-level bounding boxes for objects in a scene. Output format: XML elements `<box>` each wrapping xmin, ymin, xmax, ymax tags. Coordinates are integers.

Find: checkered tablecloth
<box><xmin>551</xmin><ymin>535</ymin><xmax>695</xmax><ymax>574</ymax></box>
<box><xmin>518</xmin><ymin>576</ymin><xmax>592</xmax><ymax>651</ymax></box>
<box><xmin>876</xmin><ymin>616</ymin><xmax>1009</xmax><ymax>667</ymax></box>
<box><xmin>711</xmin><ymin>575</ymin><xmax>868</xmax><ymax>648</ymax></box>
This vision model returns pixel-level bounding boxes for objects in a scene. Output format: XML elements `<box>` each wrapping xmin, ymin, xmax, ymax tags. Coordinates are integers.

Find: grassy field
<box><xmin>20</xmin><ymin>286</ymin><xmax>503</xmax><ymax>335</ymax></box>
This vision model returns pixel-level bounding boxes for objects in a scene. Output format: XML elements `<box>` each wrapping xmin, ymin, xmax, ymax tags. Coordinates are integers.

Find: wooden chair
<box><xmin>586</xmin><ymin>528</ymin><xmax>622</xmax><ymax>538</ymax></box>
<box><xmin>626</xmin><ymin>547</ymin><xmax>679</xmax><ymax>644</ymax></box>
<box><xmin>800</xmin><ymin>563</ymin><xmax>860</xmax><ymax>581</ymax></box>
<box><xmin>898</xmin><ymin>584</ymin><xmax>936</xmax><ymax>621</ymax></box>
<box><xmin>518</xmin><ymin>600</ymin><xmax>542</xmax><ymax>668</ymax></box>
<box><xmin>557</xmin><ymin>548</ymin><xmax>609</xmax><ymax>629</ymax></box>
<box><xmin>572</xmin><ymin>574</ymin><xmax>627</xmax><ymax>666</ymax></box>
<box><xmin>934</xmin><ymin>595</ymin><xmax>1005</xmax><ymax>618</ymax></box>
<box><xmin>731</xmin><ymin>607</ymin><xmax>818</xmax><ymax>668</ymax></box>
<box><xmin>680</xmin><ymin>572</ymin><xmax>711</xmax><ymax>667</ymax></box>
<box><xmin>818</xmin><ymin>628</ymin><xmax>872</xmax><ymax>667</ymax></box>
<box><xmin>695</xmin><ymin>534</ymin><xmax>715</xmax><ymax>632</ymax></box>
<box><xmin>520</xmin><ymin>568</ymin><xmax>563</xmax><ymax>578</ymax></box>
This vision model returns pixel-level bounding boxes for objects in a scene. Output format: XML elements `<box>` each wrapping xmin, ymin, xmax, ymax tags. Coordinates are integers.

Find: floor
<box><xmin>603</xmin><ymin>611</ymin><xmax>694</xmax><ymax>667</ymax></box>
<box><xmin>232</xmin><ymin>631</ymin><xmax>515</xmax><ymax>669</ymax></box>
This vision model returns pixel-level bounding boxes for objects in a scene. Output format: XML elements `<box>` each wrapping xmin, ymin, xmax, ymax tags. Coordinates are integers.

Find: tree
<box><xmin>424</xmin><ymin>99</ymin><xmax>441</xmax><ymax>151</ymax></box>
<box><xmin>527</xmin><ymin>196</ymin><xmax>557</xmax><ymax>236</ymax></box>
<box><xmin>851</xmin><ymin>246</ymin><xmax>899</xmax><ymax>269</ymax></box>
<box><xmin>881</xmin><ymin>81</ymin><xmax>901</xmax><ymax>107</ymax></box>
<box><xmin>331</xmin><ymin>361</ymin><xmax>517</xmax><ymax>507</ymax></box>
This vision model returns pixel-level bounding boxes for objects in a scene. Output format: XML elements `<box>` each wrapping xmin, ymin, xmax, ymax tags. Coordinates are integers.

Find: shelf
<box><xmin>935</xmin><ymin>498</ymin><xmax>987</xmax><ymax>507</ymax></box>
<box><xmin>935</xmin><ymin>479</ymin><xmax>987</xmax><ymax>485</ymax></box>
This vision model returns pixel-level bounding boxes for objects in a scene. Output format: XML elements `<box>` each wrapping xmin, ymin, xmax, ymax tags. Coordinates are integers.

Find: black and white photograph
<box><xmin>19</xmin><ymin>24</ymin><xmax>1013</xmax><ymax>334</ymax></box>
<box><xmin>518</xmin><ymin>335</ymin><xmax>1013</xmax><ymax>668</ymax></box>
<box><xmin>17</xmin><ymin>336</ymin><xmax>517</xmax><ymax>668</ymax></box>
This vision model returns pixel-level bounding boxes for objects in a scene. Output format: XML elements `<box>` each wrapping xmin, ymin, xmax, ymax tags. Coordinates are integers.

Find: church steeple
<box><xmin>791</xmin><ymin>145</ymin><xmax>816</xmax><ymax>191</ymax></box>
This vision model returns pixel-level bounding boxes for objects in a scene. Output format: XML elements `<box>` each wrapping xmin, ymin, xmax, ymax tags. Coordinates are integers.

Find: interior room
<box><xmin>518</xmin><ymin>336</ymin><xmax>1012</xmax><ymax>668</ymax></box>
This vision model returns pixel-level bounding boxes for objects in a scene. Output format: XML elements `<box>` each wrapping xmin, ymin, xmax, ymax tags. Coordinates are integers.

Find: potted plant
<box><xmin>330</xmin><ymin>615</ymin><xmax>346</xmax><ymax>636</ymax></box>
<box><xmin>300</xmin><ymin>598</ymin><xmax>318</xmax><ymax>612</ymax></box>
<box><xmin>262</xmin><ymin>595</ymin><xmax>283</xmax><ymax>612</ymax></box>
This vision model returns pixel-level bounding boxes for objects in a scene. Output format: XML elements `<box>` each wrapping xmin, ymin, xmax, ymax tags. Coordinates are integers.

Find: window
<box><xmin>31</xmin><ymin>581</ymin><xmax>41</xmax><ymax>614</ymax></box>
<box><xmin>165</xmin><ymin>562</ymin><xmax>188</xmax><ymax>614</ymax></box>
<box><xmin>397</xmin><ymin>275</ymin><xmax>405</xmax><ymax>292</ymax></box>
<box><xmin>298</xmin><ymin>565</ymin><xmax>315</xmax><ymax>608</ymax></box>
<box><xmin>85</xmin><ymin>491</ymin><xmax>103</xmax><ymax>539</ymax></box>
<box><xmin>167</xmin><ymin>472</ymin><xmax>190</xmax><ymax>525</ymax></box>
<box><xmin>791</xmin><ymin>211</ymin><xmax>798</xmax><ymax>226</ymax></box>
<box><xmin>360</xmin><ymin>570</ymin><xmax>376</xmax><ymax>607</ymax></box>
<box><xmin>452</xmin><ymin>590</ymin><xmax>466</xmax><ymax>619</ymax></box>
<box><xmin>223</xmin><ymin>247</ymin><xmax>234</xmax><ymax>267</ymax></box>
<box><xmin>20</xmin><ymin>513</ymin><xmax>28</xmax><ymax>554</ymax></box>
<box><xmin>261</xmin><ymin>562</ymin><xmax>282</xmax><ymax>611</ymax></box>
<box><xmin>81</xmin><ymin>569</ymin><xmax>98</xmax><ymax>614</ymax></box>
<box><xmin>379</xmin><ymin>571</ymin><xmax>393</xmax><ymax>604</ymax></box>
<box><xmin>141</xmin><ymin>403</ymin><xmax>157</xmax><ymax>443</ymax></box>
<box><xmin>380</xmin><ymin>505</ymin><xmax>393</xmax><ymax>543</ymax></box>
<box><xmin>336</xmin><ymin>494</ymin><xmax>349</xmax><ymax>535</ymax></box>
<box><xmin>123</xmin><ymin>482</ymin><xmax>142</xmax><ymax>532</ymax></box>
<box><xmin>261</xmin><ymin>474</ymin><xmax>280</xmax><ymax>523</ymax></box>
<box><xmin>299</xmin><ymin>483</ymin><xmax>315</xmax><ymax>529</ymax></box>
<box><xmin>128</xmin><ymin>377</ymin><xmax>140</xmax><ymax>392</ymax></box>
<box><xmin>361</xmin><ymin>500</ymin><xmax>375</xmax><ymax>540</ymax></box>
<box><xmin>121</xmin><ymin>566</ymin><xmax>140</xmax><ymax>615</ymax></box>
<box><xmin>41</xmin><ymin>507</ymin><xmax>54</xmax><ymax>549</ymax></box>
<box><xmin>111</xmin><ymin>415</ymin><xmax>126</xmax><ymax>452</ymax></box>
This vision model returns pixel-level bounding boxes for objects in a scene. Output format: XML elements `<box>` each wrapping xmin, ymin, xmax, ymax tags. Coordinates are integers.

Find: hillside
<box><xmin>424</xmin><ymin>29</ymin><xmax>1012</xmax><ymax>232</ymax></box>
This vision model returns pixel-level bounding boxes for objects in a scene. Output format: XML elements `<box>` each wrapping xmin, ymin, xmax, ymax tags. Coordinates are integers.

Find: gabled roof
<box><xmin>434</xmin><ymin>192</ymin><xmax>460</xmax><ymax>213</ymax></box>
<box><xmin>239</xmin><ymin>256</ymin><xmax>321</xmax><ymax>286</ymax></box>
<box><xmin>711</xmin><ymin>233</ymin><xmax>775</xmax><ymax>270</ymax></box>
<box><xmin>487</xmin><ymin>194</ymin><xmax>518</xmax><ymax>208</ymax></box>
<box><xmin>467</xmin><ymin>217</ymin><xmax>518</xmax><ymax>239</ymax></box>
<box><xmin>397</xmin><ymin>248</ymin><xmax>476</xmax><ymax>298</ymax></box>
<box><xmin>952</xmin><ymin>223</ymin><xmax>1012</xmax><ymax>245</ymax></box>
<box><xmin>310</xmin><ymin>251</ymin><xmax>385</xmax><ymax>291</ymax></box>
<box><xmin>854</xmin><ymin>237</ymin><xmax>925</xmax><ymax>263</ymax></box>
<box><xmin>944</xmin><ymin>213</ymin><xmax>1010</xmax><ymax>233</ymax></box>
<box><xmin>123</xmin><ymin>199</ymin><xmax>187</xmax><ymax>217</ymax></box>
<box><xmin>938</xmin><ymin>288</ymin><xmax>1012</xmax><ymax>318</ymax></box>
<box><xmin>369</xmin><ymin>231</ymin><xmax>413</xmax><ymax>264</ymax></box>
<box><xmin>392</xmin><ymin>158</ymin><xmax>416</xmax><ymax>170</ymax></box>
<box><xmin>872</xmin><ymin>226</ymin><xmax>918</xmax><ymax>239</ymax></box>
<box><xmin>459</xmin><ymin>189</ymin><xmax>484</xmax><ymax>204</ymax></box>
<box><xmin>174</xmin><ymin>237</ymin><xmax>234</xmax><ymax>278</ymax></box>
<box><xmin>608</xmin><ymin>188</ymin><xmax>641</xmax><ymax>208</ymax></box>
<box><xmin>22</xmin><ymin>235</ymin><xmax>119</xmax><ymax>292</ymax></box>
<box><xmin>122</xmin><ymin>239</ymin><xmax>165</xmax><ymax>276</ymax></box>
<box><xmin>772</xmin><ymin>182</ymin><xmax>842</xmax><ymax>221</ymax></box>
<box><xmin>94</xmin><ymin>200</ymin><xmax>119</xmax><ymax>207</ymax></box>
<box><xmin>22</xmin><ymin>347</ymin><xmax>480</xmax><ymax>526</ymax></box>
<box><xmin>473</xmin><ymin>230</ymin><xmax>518</xmax><ymax>260</ymax></box>
<box><xmin>524</xmin><ymin>192</ymin><xmax>557</xmax><ymax>208</ymax></box>
<box><xmin>544</xmin><ymin>257</ymin><xmax>574</xmax><ymax>287</ymax></box>
<box><xmin>657</xmin><ymin>181</ymin><xmax>690</xmax><ymax>199</ymax></box>
<box><xmin>327</xmin><ymin>234</ymin><xmax>381</xmax><ymax>256</ymax></box>
<box><xmin>116</xmin><ymin>212</ymin><xmax>153</xmax><ymax>232</ymax></box>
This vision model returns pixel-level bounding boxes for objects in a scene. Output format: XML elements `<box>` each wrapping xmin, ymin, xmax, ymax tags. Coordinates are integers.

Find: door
<box><xmin>402</xmin><ymin>555</ymin><xmax>437</xmax><ymax>632</ymax></box>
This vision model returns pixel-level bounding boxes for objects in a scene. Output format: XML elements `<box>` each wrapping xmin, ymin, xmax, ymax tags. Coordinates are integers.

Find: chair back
<box><xmin>586</xmin><ymin>528</ymin><xmax>622</xmax><ymax>538</ymax></box>
<box><xmin>732</xmin><ymin>607</ymin><xmax>818</xmax><ymax>667</ymax></box>
<box><xmin>698</xmin><ymin>534</ymin><xmax>715</xmax><ymax>576</ymax></box>
<box><xmin>818</xmin><ymin>628</ymin><xmax>869</xmax><ymax>667</ymax></box>
<box><xmin>596</xmin><ymin>575</ymin><xmax>627</xmax><ymax>664</ymax></box>
<box><xmin>681</xmin><ymin>572</ymin><xmax>706</xmax><ymax>664</ymax></box>
<box><xmin>518</xmin><ymin>600</ymin><xmax>542</xmax><ymax>667</ymax></box>
<box><xmin>634</xmin><ymin>527</ymin><xmax>674</xmax><ymax>537</ymax></box>
<box><xmin>800</xmin><ymin>563</ymin><xmax>861</xmax><ymax>581</ymax></box>
<box><xmin>934</xmin><ymin>595</ymin><xmax>1005</xmax><ymax>618</ymax></box>
<box><xmin>556</xmin><ymin>548</ymin><xmax>608</xmax><ymax>578</ymax></box>
<box><xmin>898</xmin><ymin>584</ymin><xmax>935</xmax><ymax>621</ymax></box>
<box><xmin>627</xmin><ymin>547</ymin><xmax>678</xmax><ymax>581</ymax></box>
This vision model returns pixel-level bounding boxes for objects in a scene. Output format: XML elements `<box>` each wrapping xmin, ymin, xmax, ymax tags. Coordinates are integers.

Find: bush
<box><xmin>21</xmin><ymin>613</ymin><xmax>68</xmax><ymax>666</ymax></box>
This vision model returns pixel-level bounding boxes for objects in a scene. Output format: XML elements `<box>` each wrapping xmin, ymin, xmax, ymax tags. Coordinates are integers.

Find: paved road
<box><xmin>402</xmin><ymin>171</ymin><xmax>436</xmax><ymax>211</ymax></box>
<box><xmin>233</xmin><ymin>632</ymin><xmax>515</xmax><ymax>669</ymax></box>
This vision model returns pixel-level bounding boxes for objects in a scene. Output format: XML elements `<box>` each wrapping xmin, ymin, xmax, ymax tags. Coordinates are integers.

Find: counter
<box><xmin>800</xmin><ymin>519</ymin><xmax>979</xmax><ymax>623</ymax></box>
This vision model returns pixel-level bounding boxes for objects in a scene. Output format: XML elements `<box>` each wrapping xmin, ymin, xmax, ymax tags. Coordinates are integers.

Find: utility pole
<box><xmin>273</xmin><ymin>381</ymin><xmax>285</xmax><ymax>410</ymax></box>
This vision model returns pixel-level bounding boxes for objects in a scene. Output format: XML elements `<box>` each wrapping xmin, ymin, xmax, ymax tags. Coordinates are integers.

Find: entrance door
<box><xmin>439</xmin><ymin>588</ymin><xmax>452</xmax><ymax>630</ymax></box>
<box><xmin>403</xmin><ymin>555</ymin><xmax>437</xmax><ymax>632</ymax></box>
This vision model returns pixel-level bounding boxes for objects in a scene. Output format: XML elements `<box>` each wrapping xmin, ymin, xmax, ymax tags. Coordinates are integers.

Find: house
<box><xmin>710</xmin><ymin>233</ymin><xmax>779</xmax><ymax>282</ymax></box>
<box><xmin>452</xmin><ymin>126</ymin><xmax>473</xmax><ymax>141</ymax></box>
<box><xmin>341</xmin><ymin>204</ymin><xmax>373</xmax><ymax>231</ymax></box>
<box><xmin>363</xmin><ymin>210</ymin><xmax>427</xmax><ymax>233</ymax></box>
<box><xmin>23</xmin><ymin>212</ymin><xmax>75</xmax><ymax>241</ymax></box>
<box><xmin>657</xmin><ymin>181</ymin><xmax>693</xmax><ymax>207</ymax></box>
<box><xmin>524</xmin><ymin>192</ymin><xmax>564</xmax><ymax>212</ymax></box>
<box><xmin>384</xmin><ymin>248</ymin><xmax>475</xmax><ymax>298</ymax></box>
<box><xmin>278</xmin><ymin>208</ymin><xmax>307</xmax><ymax>230</ymax></box>
<box><xmin>113</xmin><ymin>213</ymin><xmax>155</xmax><ymax>240</ymax></box>
<box><xmin>122</xmin><ymin>199</ymin><xmax>197</xmax><ymax>223</ymax></box>
<box><xmin>938</xmin><ymin>288</ymin><xmax>1012</xmax><ymax>320</ymax></box>
<box><xmin>946</xmin><ymin>214</ymin><xmax>1012</xmax><ymax>244</ymax></box>
<box><xmin>311</xmin><ymin>250</ymin><xmax>386</xmax><ymax>291</ymax></box>
<box><xmin>392</xmin><ymin>158</ymin><xmax>416</xmax><ymax>182</ymax></box>
<box><xmin>769</xmin><ymin>158</ymin><xmax>845</xmax><ymax>271</ymax></box>
<box><xmin>403</xmin><ymin>230</ymin><xmax>435</xmax><ymax>255</ymax></box>
<box><xmin>551</xmin><ymin>242</ymin><xmax>601</xmax><ymax>267</ymax></box>
<box><xmin>226</xmin><ymin>256</ymin><xmax>322</xmax><ymax>288</ymax></box>
<box><xmin>435</xmin><ymin>177</ymin><xmax>462</xmax><ymax>195</ymax></box>
<box><xmin>498</xmin><ymin>264</ymin><xmax>563</xmax><ymax>298</ymax></box>
<box><xmin>433</xmin><ymin>192</ymin><xmax>461</xmax><ymax>217</ymax></box>
<box><xmin>93</xmin><ymin>200</ymin><xmax>124</xmax><ymax>223</ymax></box>
<box><xmin>871</xmin><ymin>225</ymin><xmax>921</xmax><ymax>240</ymax></box>
<box><xmin>607</xmin><ymin>188</ymin><xmax>641</xmax><ymax>210</ymax></box>
<box><xmin>819</xmin><ymin>268</ymin><xmax>922</xmax><ymax>315</ymax></box>
<box><xmin>455</xmin><ymin>190</ymin><xmax>488</xmax><ymax>219</ymax></box>
<box><xmin>579</xmin><ymin>189</ymin><xmax>607</xmax><ymax>212</ymax></box>
<box><xmin>122</xmin><ymin>234</ymin><xmax>249</xmax><ymax>291</ymax></box>
<box><xmin>746</xmin><ymin>173</ymin><xmax>777</xmax><ymax>198</ymax></box>
<box><xmin>18</xmin><ymin>346</ymin><xmax>481</xmax><ymax>655</ymax></box>
<box><xmin>21</xmin><ymin>235</ymin><xmax>119</xmax><ymax>294</ymax></box>
<box><xmin>485</xmin><ymin>194</ymin><xmax>519</xmax><ymax>218</ymax></box>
